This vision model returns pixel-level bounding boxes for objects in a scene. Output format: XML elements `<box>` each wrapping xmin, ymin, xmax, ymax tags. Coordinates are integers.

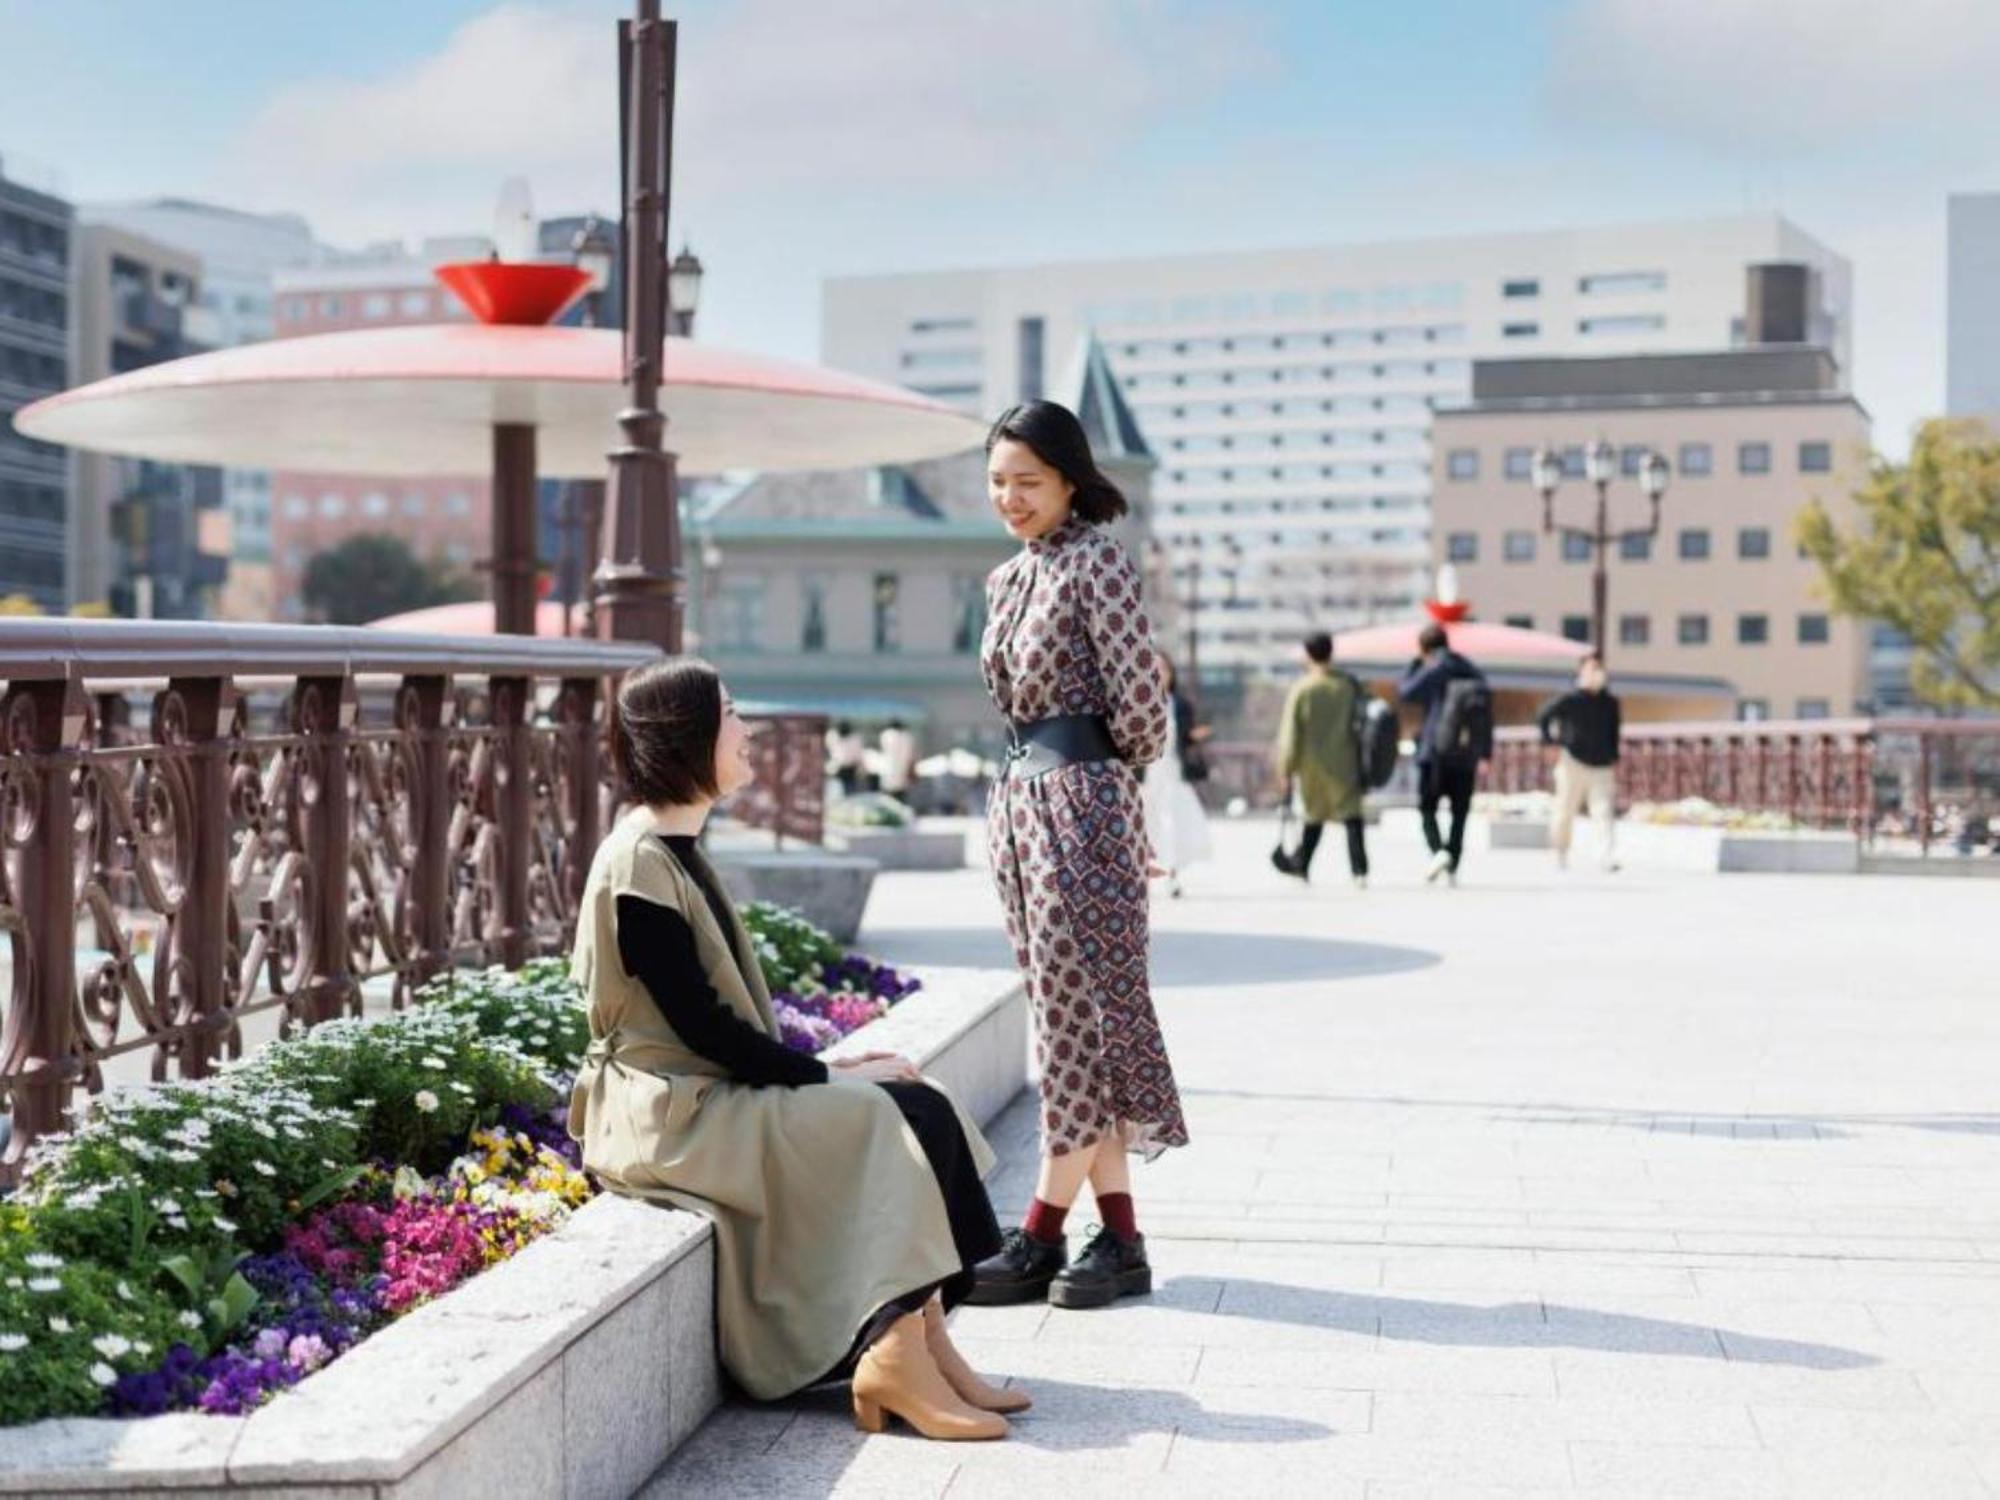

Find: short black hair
<box><xmin>1578</xmin><ymin>651</ymin><xmax>1604</xmax><ymax>670</ymax></box>
<box><xmin>1418</xmin><ymin>623</ymin><xmax>1450</xmax><ymax>654</ymax></box>
<box><xmin>985</xmin><ymin>401</ymin><xmax>1128</xmax><ymax>524</ymax></box>
<box><xmin>611</xmin><ymin>658</ymin><xmax>723</xmax><ymax>807</ymax></box>
<box><xmin>1304</xmin><ymin>631</ymin><xmax>1334</xmax><ymax>664</ymax></box>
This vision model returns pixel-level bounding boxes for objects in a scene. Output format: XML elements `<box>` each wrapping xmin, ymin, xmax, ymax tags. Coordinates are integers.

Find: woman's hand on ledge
<box><xmin>830</xmin><ymin>1051</ymin><xmax>923</xmax><ymax>1084</ymax></box>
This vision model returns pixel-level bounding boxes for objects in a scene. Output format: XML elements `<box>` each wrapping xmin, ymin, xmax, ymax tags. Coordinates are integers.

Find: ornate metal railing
<box><xmin>730</xmin><ymin>713</ymin><xmax>829</xmax><ymax>850</ymax></box>
<box><xmin>0</xmin><ymin>621</ymin><xmax>675</xmax><ymax>1183</ymax></box>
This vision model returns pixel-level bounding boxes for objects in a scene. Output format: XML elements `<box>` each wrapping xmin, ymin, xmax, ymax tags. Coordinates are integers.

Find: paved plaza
<box><xmin>649</xmin><ymin>815</ymin><xmax>2000</xmax><ymax>1498</ymax></box>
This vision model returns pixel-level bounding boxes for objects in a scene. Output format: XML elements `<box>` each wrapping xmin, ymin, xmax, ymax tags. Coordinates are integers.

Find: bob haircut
<box><xmin>611</xmin><ymin>657</ymin><xmax>724</xmax><ymax>807</ymax></box>
<box><xmin>985</xmin><ymin>400</ymin><xmax>1129</xmax><ymax>524</ymax></box>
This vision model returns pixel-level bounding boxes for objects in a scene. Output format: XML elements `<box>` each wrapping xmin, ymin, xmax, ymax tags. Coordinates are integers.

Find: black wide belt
<box><xmin>1004</xmin><ymin>713</ymin><xmax>1119</xmax><ymax>779</ymax></box>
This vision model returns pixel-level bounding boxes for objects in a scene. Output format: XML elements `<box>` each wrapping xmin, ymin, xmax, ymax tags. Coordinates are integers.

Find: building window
<box><xmin>1446</xmin><ymin>448</ymin><xmax>1478</xmax><ymax>480</ymax></box>
<box><xmin>361</xmin><ymin>293</ymin><xmax>390</xmax><ymax>320</ymax></box>
<box><xmin>1798</xmin><ymin>612</ymin><xmax>1830</xmax><ymax>645</ymax></box>
<box><xmin>1678</xmin><ymin>528</ymin><xmax>1710</xmax><ymax>560</ymax></box>
<box><xmin>1619</xmin><ymin>445</ymin><xmax>1648</xmax><ymax>476</ymax></box>
<box><xmin>1503</xmin><ymin>530</ymin><xmax>1536</xmax><ymax>563</ymax></box>
<box><xmin>801</xmin><ymin>576</ymin><xmax>828</xmax><ymax>653</ymax></box>
<box><xmin>1678</xmin><ymin>442</ymin><xmax>1711</xmax><ymax>477</ymax></box>
<box><xmin>1578</xmin><ymin>270</ymin><xmax>1667</xmax><ymax>295</ymax></box>
<box><xmin>400</xmin><ymin>492</ymin><xmax>427</xmax><ymax>518</ymax></box>
<box><xmin>1738</xmin><ymin>613</ymin><xmax>1769</xmax><ymax>645</ymax></box>
<box><xmin>1502</xmin><ymin>321</ymin><xmax>1538</xmax><ymax>339</ymax></box>
<box><xmin>1678</xmin><ymin>614</ymin><xmax>1710</xmax><ymax>646</ymax></box>
<box><xmin>400</xmin><ymin>291</ymin><xmax>432</xmax><ymax>317</ymax></box>
<box><xmin>1738</xmin><ymin>441</ymin><xmax>1772</xmax><ymax>475</ymax></box>
<box><xmin>1016</xmin><ymin>316</ymin><xmax>1045</xmax><ymax>403</ymax></box>
<box><xmin>1560</xmin><ymin>616</ymin><xmax>1591</xmax><ymax>643</ymax></box>
<box><xmin>1503</xmin><ymin>613</ymin><xmax>1533</xmax><ymax>629</ymax></box>
<box><xmin>318</xmin><ymin>493</ymin><xmax>347</xmax><ymax>518</ymax></box>
<box><xmin>361</xmin><ymin>491</ymin><xmax>389</xmax><ymax>518</ymax></box>
<box><xmin>1501</xmin><ymin>278</ymin><xmax>1539</xmax><ymax>298</ymax></box>
<box><xmin>319</xmin><ymin>296</ymin><xmax>342</xmax><ymax>318</ymax></box>
<box><xmin>1620</xmin><ymin>531</ymin><xmax>1652</xmax><ymax>561</ymax></box>
<box><xmin>1559</xmin><ymin>445</ymin><xmax>1587</xmax><ymax>478</ymax></box>
<box><xmin>1579</xmin><ymin>314</ymin><xmax>1666</xmax><ymax>336</ymax></box>
<box><xmin>284</xmin><ymin>494</ymin><xmax>309</xmax><ymax>520</ymax></box>
<box><xmin>716</xmin><ymin>580</ymin><xmax>765</xmax><ymax>652</ymax></box>
<box><xmin>1504</xmin><ymin>446</ymin><xmax>1534</xmax><ymax>481</ymax></box>
<box><xmin>1799</xmin><ymin>440</ymin><xmax>1832</xmax><ymax>473</ymax></box>
<box><xmin>872</xmin><ymin>572</ymin><xmax>900</xmax><ymax>653</ymax></box>
<box><xmin>1556</xmin><ymin>532</ymin><xmax>1587</xmax><ymax>564</ymax></box>
<box><xmin>1619</xmin><ymin>614</ymin><xmax>1650</xmax><ymax>646</ymax></box>
<box><xmin>1446</xmin><ymin>532</ymin><xmax>1478</xmax><ymax>563</ymax></box>
<box><xmin>1738</xmin><ymin>526</ymin><xmax>1771</xmax><ymax>559</ymax></box>
<box><xmin>445</xmin><ymin>492</ymin><xmax>472</xmax><ymax>517</ymax></box>
<box><xmin>1737</xmin><ymin>699</ymin><xmax>1770</xmax><ymax>721</ymax></box>
<box><xmin>1797</xmin><ymin>698</ymin><xmax>1831</xmax><ymax>719</ymax></box>
<box><xmin>951</xmin><ymin>573</ymin><xmax>985</xmax><ymax>654</ymax></box>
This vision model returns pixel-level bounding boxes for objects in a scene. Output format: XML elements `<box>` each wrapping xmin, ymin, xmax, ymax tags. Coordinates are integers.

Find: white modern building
<box><xmin>82</xmin><ymin>198</ymin><xmax>331</xmax><ymax>613</ymax></box>
<box><xmin>824</xmin><ymin>214</ymin><xmax>1852</xmax><ymax>682</ymax></box>
<box><xmin>1947</xmin><ymin>192</ymin><xmax>2000</xmax><ymax>420</ymax></box>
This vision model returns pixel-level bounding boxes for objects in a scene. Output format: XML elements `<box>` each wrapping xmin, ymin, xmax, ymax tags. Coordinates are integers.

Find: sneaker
<box><xmin>965</xmin><ymin>1227</ymin><xmax>1067</xmax><ymax>1306</ymax></box>
<box><xmin>1424</xmin><ymin>850</ymin><xmax>1452</xmax><ymax>884</ymax></box>
<box><xmin>1352</xmin><ymin>875</ymin><xmax>1368</xmax><ymax>891</ymax></box>
<box><xmin>1048</xmin><ymin>1226</ymin><xmax>1151</xmax><ymax>1310</ymax></box>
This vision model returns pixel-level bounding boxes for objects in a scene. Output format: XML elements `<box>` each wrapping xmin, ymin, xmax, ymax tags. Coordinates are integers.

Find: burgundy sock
<box><xmin>1022</xmin><ymin>1197</ymin><xmax>1068</xmax><ymax>1245</ymax></box>
<box><xmin>1098</xmin><ymin>1191</ymin><xmax>1139</xmax><ymax>1242</ymax></box>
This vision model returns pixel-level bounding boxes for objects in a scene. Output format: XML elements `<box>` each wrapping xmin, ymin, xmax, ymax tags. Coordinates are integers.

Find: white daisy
<box><xmin>0</xmin><ymin>1333</ymin><xmax>26</xmax><ymax>1352</ymax></box>
<box><xmin>88</xmin><ymin>1361</ymin><xmax>117</xmax><ymax>1388</ymax></box>
<box><xmin>26</xmin><ymin>1276</ymin><xmax>61</xmax><ymax>1294</ymax></box>
<box><xmin>24</xmin><ymin>1252</ymin><xmax>63</xmax><ymax>1270</ymax></box>
<box><xmin>250</xmin><ymin>1160</ymin><xmax>277</xmax><ymax>1177</ymax></box>
<box><xmin>92</xmin><ymin>1333</ymin><xmax>132</xmax><ymax>1359</ymax></box>
<box><xmin>413</xmin><ymin>1090</ymin><xmax>440</xmax><ymax>1114</ymax></box>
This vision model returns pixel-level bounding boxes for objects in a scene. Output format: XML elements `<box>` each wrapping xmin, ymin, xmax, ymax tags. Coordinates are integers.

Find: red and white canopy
<box><xmin>1334</xmin><ymin>619</ymin><xmax>1590</xmax><ymax>666</ymax></box>
<box><xmin>12</xmin><ymin>324</ymin><xmax>985</xmax><ymax>476</ymax></box>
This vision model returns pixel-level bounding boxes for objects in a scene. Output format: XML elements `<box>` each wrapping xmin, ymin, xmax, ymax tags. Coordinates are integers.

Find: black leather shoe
<box><xmin>965</xmin><ymin>1227</ymin><xmax>1067</xmax><ymax>1306</ymax></box>
<box><xmin>1048</xmin><ymin>1227</ymin><xmax>1151</xmax><ymax>1310</ymax></box>
<box><xmin>1269</xmin><ymin>848</ymin><xmax>1306</xmax><ymax>882</ymax></box>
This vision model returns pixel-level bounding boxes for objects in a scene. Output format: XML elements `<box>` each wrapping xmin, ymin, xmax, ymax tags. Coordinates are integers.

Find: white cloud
<box><xmin>1546</xmin><ymin>0</ymin><xmax>2000</xmax><ymax>154</ymax></box>
<box><xmin>209</xmin><ymin>0</ymin><xmax>1270</xmax><ymax>250</ymax></box>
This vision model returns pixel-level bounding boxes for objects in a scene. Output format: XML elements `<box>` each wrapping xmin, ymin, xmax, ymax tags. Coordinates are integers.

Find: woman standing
<box><xmin>1142</xmin><ymin>656</ymin><xmax>1214</xmax><ymax>899</ymax></box>
<box><xmin>569</xmin><ymin>660</ymin><xmax>1022</xmax><ymax>1440</ymax></box>
<box><xmin>969</xmin><ymin>401</ymin><xmax>1190</xmax><ymax>1313</ymax></box>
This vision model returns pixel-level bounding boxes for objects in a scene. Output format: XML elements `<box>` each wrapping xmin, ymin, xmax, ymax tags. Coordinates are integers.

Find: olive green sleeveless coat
<box><xmin>1277</xmin><ymin>667</ymin><xmax>1367</xmax><ymax>823</ymax></box>
<box><xmin>567</xmin><ymin>808</ymin><xmax>994</xmax><ymax>1399</ymax></box>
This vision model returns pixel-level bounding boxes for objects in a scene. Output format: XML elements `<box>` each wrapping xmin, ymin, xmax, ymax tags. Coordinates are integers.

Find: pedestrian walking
<box><xmin>972</xmin><ymin>399</ymin><xmax>1189</xmax><ymax>1313</ymax></box>
<box><xmin>1270</xmin><ymin>630</ymin><xmax>1370</xmax><ymax>887</ymax></box>
<box><xmin>1537</xmin><ymin>652</ymin><xmax>1622</xmax><ymax>872</ymax></box>
<box><xmin>1142</xmin><ymin>656</ymin><xmax>1213</xmax><ymax>899</ymax></box>
<box><xmin>1398</xmin><ymin>622</ymin><xmax>1492</xmax><ymax>886</ymax></box>
<box><xmin>879</xmin><ymin>718</ymin><xmax>919</xmax><ymax>799</ymax></box>
<box><xmin>570</xmin><ymin>660</ymin><xmax>1017</xmax><ymax>1440</ymax></box>
<box><xmin>827</xmin><ymin>719</ymin><xmax>866</xmax><ymax>798</ymax></box>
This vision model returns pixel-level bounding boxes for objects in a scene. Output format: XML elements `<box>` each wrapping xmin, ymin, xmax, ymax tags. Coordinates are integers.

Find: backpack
<box><xmin>1434</xmin><ymin>677</ymin><xmax>1494</xmax><ymax>765</ymax></box>
<box><xmin>1356</xmin><ymin>694</ymin><xmax>1400</xmax><ymax>790</ymax></box>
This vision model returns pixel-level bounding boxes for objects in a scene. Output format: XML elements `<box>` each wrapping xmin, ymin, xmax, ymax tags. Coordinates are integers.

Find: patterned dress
<box><xmin>981</xmin><ymin>516</ymin><xmax>1191</xmax><ymax>1160</ymax></box>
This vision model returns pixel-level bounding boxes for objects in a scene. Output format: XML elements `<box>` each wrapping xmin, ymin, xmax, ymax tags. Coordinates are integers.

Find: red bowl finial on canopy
<box><xmin>434</xmin><ymin>262</ymin><xmax>592</xmax><ymax>326</ymax></box>
<box><xmin>1424</xmin><ymin>598</ymin><xmax>1472</xmax><ymax>624</ymax></box>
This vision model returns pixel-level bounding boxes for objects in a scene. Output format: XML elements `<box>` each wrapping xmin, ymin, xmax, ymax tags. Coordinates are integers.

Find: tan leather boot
<box><xmin>851</xmin><ymin>1311</ymin><xmax>1008</xmax><ymax>1440</ymax></box>
<box><xmin>924</xmin><ymin>1296</ymin><xmax>1031</xmax><ymax>1413</ymax></box>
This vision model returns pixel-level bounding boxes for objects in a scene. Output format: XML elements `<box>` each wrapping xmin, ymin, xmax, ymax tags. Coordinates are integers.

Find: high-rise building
<box><xmin>0</xmin><ymin>155</ymin><xmax>73</xmax><ymax>611</ymax></box>
<box><xmin>82</xmin><ymin>199</ymin><xmax>330</xmax><ymax>619</ymax></box>
<box><xmin>823</xmin><ymin>214</ymin><xmax>1852</xmax><ymax>683</ymax></box>
<box><xmin>70</xmin><ymin>221</ymin><xmax>226</xmax><ymax>618</ymax></box>
<box><xmin>1947</xmin><ymin>192</ymin><xmax>2000</xmax><ymax>420</ymax></box>
<box><xmin>1430</xmin><ymin>339</ymin><xmax>1872</xmax><ymax>720</ymax></box>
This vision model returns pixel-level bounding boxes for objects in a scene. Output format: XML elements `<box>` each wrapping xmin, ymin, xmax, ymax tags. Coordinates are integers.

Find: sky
<box><xmin>5</xmin><ymin>0</ymin><xmax>1998</xmax><ymax>457</ymax></box>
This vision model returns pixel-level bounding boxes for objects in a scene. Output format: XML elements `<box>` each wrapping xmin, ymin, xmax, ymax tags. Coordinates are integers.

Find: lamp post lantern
<box><xmin>1532</xmin><ymin>438</ymin><xmax>1669</xmax><ymax>660</ymax></box>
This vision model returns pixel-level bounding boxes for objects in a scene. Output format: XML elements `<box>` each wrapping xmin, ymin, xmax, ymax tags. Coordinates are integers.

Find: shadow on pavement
<box><xmin>860</xmin><ymin>927</ymin><xmax>1439</xmax><ymax>986</ymax></box>
<box><xmin>1183</xmin><ymin>1278</ymin><xmax>1878</xmax><ymax>1369</ymax></box>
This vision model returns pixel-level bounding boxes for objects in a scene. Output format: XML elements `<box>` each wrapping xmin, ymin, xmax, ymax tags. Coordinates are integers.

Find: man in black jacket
<box><xmin>1536</xmin><ymin>653</ymin><xmax>1622</xmax><ymax>872</ymax></box>
<box><xmin>1397</xmin><ymin>623</ymin><xmax>1488</xmax><ymax>885</ymax></box>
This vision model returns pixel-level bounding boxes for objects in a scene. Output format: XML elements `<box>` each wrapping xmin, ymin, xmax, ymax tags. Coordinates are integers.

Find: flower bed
<box><xmin>0</xmin><ymin>903</ymin><xmax>919</xmax><ymax>1430</ymax></box>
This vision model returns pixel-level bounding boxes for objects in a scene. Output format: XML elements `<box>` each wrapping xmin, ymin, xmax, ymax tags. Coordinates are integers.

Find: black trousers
<box><xmin>1297</xmin><ymin>818</ymin><xmax>1368</xmax><ymax>878</ymax></box>
<box><xmin>820</xmin><ymin>1080</ymin><xmax>1003</xmax><ymax>1382</ymax></box>
<box><xmin>1419</xmin><ymin>759</ymin><xmax>1478</xmax><ymax>870</ymax></box>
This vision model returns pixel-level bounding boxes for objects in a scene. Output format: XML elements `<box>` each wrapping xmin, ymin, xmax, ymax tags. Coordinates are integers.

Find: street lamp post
<box><xmin>1532</xmin><ymin>438</ymin><xmax>1669</xmax><ymax>660</ymax></box>
<box><xmin>566</xmin><ymin>215</ymin><xmax>616</xmax><ymax>638</ymax></box>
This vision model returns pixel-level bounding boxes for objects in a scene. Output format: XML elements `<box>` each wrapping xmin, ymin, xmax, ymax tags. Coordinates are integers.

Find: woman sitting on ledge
<box><xmin>567</xmin><ymin>658</ymin><xmax>1023</xmax><ymax>1441</ymax></box>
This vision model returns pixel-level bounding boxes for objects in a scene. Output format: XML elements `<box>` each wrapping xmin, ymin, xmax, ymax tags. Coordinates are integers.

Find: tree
<box><xmin>301</xmin><ymin>533</ymin><xmax>479</xmax><ymax>626</ymax></box>
<box><xmin>1797</xmin><ymin>418</ymin><xmax>2000</xmax><ymax>711</ymax></box>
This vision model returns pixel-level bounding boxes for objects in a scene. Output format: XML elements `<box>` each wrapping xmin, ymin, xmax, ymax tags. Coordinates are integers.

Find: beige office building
<box><xmin>1430</xmin><ymin>347</ymin><xmax>1870</xmax><ymax>721</ymax></box>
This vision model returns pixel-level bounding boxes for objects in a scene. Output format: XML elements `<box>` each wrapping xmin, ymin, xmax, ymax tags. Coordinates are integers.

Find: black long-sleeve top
<box><xmin>614</xmin><ymin>834</ymin><xmax>829</xmax><ymax>1089</ymax></box>
<box><xmin>1536</xmin><ymin>688</ymin><xmax>1622</xmax><ymax>768</ymax></box>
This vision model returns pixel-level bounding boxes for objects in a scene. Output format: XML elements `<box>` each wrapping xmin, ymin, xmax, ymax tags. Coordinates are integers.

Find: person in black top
<box><xmin>1397</xmin><ymin>622</ymin><xmax>1488</xmax><ymax>885</ymax></box>
<box><xmin>1535</xmin><ymin>652</ymin><xmax>1622</xmax><ymax>872</ymax></box>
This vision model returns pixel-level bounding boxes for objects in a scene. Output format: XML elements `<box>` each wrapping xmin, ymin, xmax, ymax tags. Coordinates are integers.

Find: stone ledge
<box><xmin>710</xmin><ymin>850</ymin><xmax>879</xmax><ymax>943</ymax></box>
<box><xmin>0</xmin><ymin>969</ymin><xmax>1029</xmax><ymax>1498</ymax></box>
<box><xmin>825</xmin><ymin>826</ymin><xmax>967</xmax><ymax>871</ymax></box>
<box><xmin>1476</xmin><ymin>814</ymin><xmax>1861</xmax><ymax>874</ymax></box>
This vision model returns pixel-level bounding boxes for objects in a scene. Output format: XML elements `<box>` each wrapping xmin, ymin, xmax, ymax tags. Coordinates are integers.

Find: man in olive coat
<box><xmin>1271</xmin><ymin>631</ymin><xmax>1370</xmax><ymax>887</ymax></box>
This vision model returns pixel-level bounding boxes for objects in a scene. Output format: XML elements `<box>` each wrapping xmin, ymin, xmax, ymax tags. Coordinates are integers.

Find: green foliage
<box><xmin>159</xmin><ymin>1244</ymin><xmax>259</xmax><ymax>1350</ymax></box>
<box><xmin>300</xmin><ymin>532</ymin><xmax>478</xmax><ymax>625</ymax></box>
<box><xmin>741</xmin><ymin>902</ymin><xmax>844</xmax><ymax>994</ymax></box>
<box><xmin>0</xmin><ymin>1231</ymin><xmax>188</xmax><ymax>1426</ymax></box>
<box><xmin>1797</xmin><ymin>418</ymin><xmax>2000</xmax><ymax>709</ymax></box>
